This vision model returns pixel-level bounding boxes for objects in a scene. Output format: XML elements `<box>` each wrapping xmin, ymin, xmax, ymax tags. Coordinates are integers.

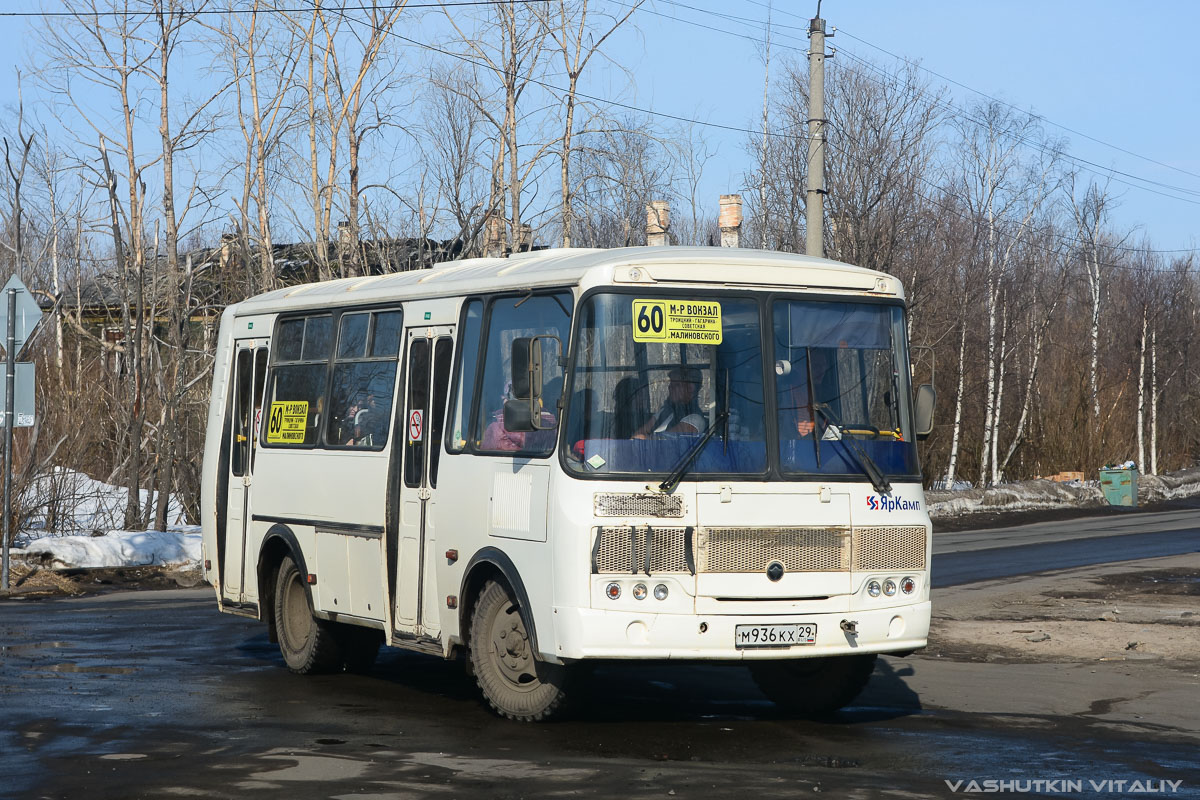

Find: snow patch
<box><xmin>14</xmin><ymin>528</ymin><xmax>201</xmax><ymax>569</ymax></box>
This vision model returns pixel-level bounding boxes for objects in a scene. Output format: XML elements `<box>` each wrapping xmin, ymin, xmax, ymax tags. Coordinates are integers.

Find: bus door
<box><xmin>222</xmin><ymin>340</ymin><xmax>269</xmax><ymax>602</ymax></box>
<box><xmin>394</xmin><ymin>326</ymin><xmax>454</xmax><ymax>637</ymax></box>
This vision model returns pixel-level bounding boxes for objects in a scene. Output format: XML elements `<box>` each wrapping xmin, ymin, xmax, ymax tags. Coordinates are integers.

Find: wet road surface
<box><xmin>2</xmin><ymin>588</ymin><xmax>1197</xmax><ymax>799</ymax></box>
<box><xmin>933</xmin><ymin>509</ymin><xmax>1200</xmax><ymax>587</ymax></box>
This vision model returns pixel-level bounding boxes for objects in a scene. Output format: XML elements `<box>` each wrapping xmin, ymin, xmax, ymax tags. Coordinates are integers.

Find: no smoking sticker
<box><xmin>408</xmin><ymin>409</ymin><xmax>424</xmax><ymax>442</ymax></box>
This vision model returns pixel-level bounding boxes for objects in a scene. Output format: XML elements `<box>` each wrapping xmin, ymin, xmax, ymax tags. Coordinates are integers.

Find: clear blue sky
<box><xmin>1</xmin><ymin>1</ymin><xmax>1196</xmax><ymax>252</ymax></box>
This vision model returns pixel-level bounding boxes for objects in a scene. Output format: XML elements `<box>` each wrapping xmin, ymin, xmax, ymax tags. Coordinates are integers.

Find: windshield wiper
<box><xmin>657</xmin><ymin>408</ymin><xmax>730</xmax><ymax>493</ymax></box>
<box><xmin>812</xmin><ymin>403</ymin><xmax>892</xmax><ymax>495</ymax></box>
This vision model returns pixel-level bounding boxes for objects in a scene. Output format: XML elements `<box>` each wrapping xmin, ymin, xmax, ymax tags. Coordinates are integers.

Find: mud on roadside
<box><xmin>1</xmin><ymin>561</ymin><xmax>206</xmax><ymax>599</ymax></box>
<box><xmin>927</xmin><ymin>552</ymin><xmax>1200</xmax><ymax>669</ymax></box>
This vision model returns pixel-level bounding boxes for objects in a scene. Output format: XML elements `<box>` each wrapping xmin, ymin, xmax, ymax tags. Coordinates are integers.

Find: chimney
<box><xmin>514</xmin><ymin>223</ymin><xmax>532</xmax><ymax>253</ymax></box>
<box><xmin>484</xmin><ymin>213</ymin><xmax>505</xmax><ymax>258</ymax></box>
<box><xmin>719</xmin><ymin>194</ymin><xmax>742</xmax><ymax>248</ymax></box>
<box><xmin>645</xmin><ymin>201</ymin><xmax>670</xmax><ymax>246</ymax></box>
<box><xmin>219</xmin><ymin>232</ymin><xmax>236</xmax><ymax>269</ymax></box>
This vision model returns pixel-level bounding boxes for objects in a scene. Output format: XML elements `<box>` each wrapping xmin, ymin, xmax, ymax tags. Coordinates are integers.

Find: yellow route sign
<box><xmin>632</xmin><ymin>299</ymin><xmax>723</xmax><ymax>345</ymax></box>
<box><xmin>266</xmin><ymin>400</ymin><xmax>309</xmax><ymax>444</ymax></box>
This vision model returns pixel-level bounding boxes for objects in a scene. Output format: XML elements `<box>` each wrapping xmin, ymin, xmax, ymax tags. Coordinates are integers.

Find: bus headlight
<box><xmin>605</xmin><ymin>582</ymin><xmax>621</xmax><ymax>600</ymax></box>
<box><xmin>653</xmin><ymin>584</ymin><xmax>669</xmax><ymax>601</ymax></box>
<box><xmin>882</xmin><ymin>579</ymin><xmax>897</xmax><ymax>597</ymax></box>
<box><xmin>867</xmin><ymin>580</ymin><xmax>881</xmax><ymax>597</ymax></box>
<box><xmin>632</xmin><ymin>583</ymin><xmax>648</xmax><ymax>601</ymax></box>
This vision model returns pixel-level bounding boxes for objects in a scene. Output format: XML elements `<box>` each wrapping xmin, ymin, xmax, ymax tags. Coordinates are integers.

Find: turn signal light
<box><xmin>901</xmin><ymin>576</ymin><xmax>916</xmax><ymax>594</ymax></box>
<box><xmin>605</xmin><ymin>582</ymin><xmax>621</xmax><ymax>600</ymax></box>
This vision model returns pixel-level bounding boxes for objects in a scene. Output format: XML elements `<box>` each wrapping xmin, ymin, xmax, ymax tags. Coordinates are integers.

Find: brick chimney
<box><xmin>719</xmin><ymin>194</ymin><xmax>742</xmax><ymax>248</ymax></box>
<box><xmin>514</xmin><ymin>223</ymin><xmax>533</xmax><ymax>253</ymax></box>
<box><xmin>484</xmin><ymin>213</ymin><xmax>505</xmax><ymax>258</ymax></box>
<box><xmin>645</xmin><ymin>201</ymin><xmax>670</xmax><ymax>247</ymax></box>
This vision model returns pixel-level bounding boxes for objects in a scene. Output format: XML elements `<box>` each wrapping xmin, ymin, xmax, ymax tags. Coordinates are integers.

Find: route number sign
<box><xmin>632</xmin><ymin>299</ymin><xmax>723</xmax><ymax>345</ymax></box>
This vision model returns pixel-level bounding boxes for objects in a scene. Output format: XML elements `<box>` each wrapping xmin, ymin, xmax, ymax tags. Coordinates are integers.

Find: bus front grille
<box><xmin>592</xmin><ymin>526</ymin><xmax>693</xmax><ymax>574</ymax></box>
<box><xmin>852</xmin><ymin>525</ymin><xmax>927</xmax><ymax>571</ymax></box>
<box><xmin>591</xmin><ymin>525</ymin><xmax>927</xmax><ymax>575</ymax></box>
<box><xmin>697</xmin><ymin>527</ymin><xmax>851</xmax><ymax>573</ymax></box>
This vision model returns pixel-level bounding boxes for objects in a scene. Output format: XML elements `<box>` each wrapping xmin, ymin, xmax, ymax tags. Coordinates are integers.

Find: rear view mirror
<box><xmin>914</xmin><ymin>383</ymin><xmax>936</xmax><ymax>440</ymax></box>
<box><xmin>503</xmin><ymin>397</ymin><xmax>536</xmax><ymax>433</ymax></box>
<box><xmin>509</xmin><ymin>337</ymin><xmax>543</xmax><ymax>401</ymax></box>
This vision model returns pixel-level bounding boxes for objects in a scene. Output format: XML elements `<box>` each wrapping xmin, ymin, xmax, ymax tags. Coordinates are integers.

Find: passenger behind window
<box><xmin>482</xmin><ymin>383</ymin><xmax>525</xmax><ymax>451</ymax></box>
<box><xmin>348</xmin><ymin>391</ymin><xmax>386</xmax><ymax>446</ymax></box>
<box><xmin>633</xmin><ymin>367</ymin><xmax>707</xmax><ymax>439</ymax></box>
<box><xmin>611</xmin><ymin>376</ymin><xmax>651</xmax><ymax>439</ymax></box>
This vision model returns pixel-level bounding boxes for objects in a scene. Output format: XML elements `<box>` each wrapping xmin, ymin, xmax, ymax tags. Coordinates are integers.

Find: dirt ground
<box><xmin>1</xmin><ymin>560</ymin><xmax>206</xmax><ymax>599</ymax></box>
<box><xmin>928</xmin><ymin>552</ymin><xmax>1200</xmax><ymax>668</ymax></box>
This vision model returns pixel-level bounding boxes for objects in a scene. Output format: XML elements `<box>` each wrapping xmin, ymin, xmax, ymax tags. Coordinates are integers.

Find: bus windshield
<box><xmin>563</xmin><ymin>292</ymin><xmax>918</xmax><ymax>480</ymax></box>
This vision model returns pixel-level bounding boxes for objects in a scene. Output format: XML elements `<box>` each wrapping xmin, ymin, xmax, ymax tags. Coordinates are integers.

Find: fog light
<box><xmin>867</xmin><ymin>580</ymin><xmax>881</xmax><ymax>597</ymax></box>
<box><xmin>632</xmin><ymin>583</ymin><xmax>648</xmax><ymax>600</ymax></box>
<box><xmin>653</xmin><ymin>584</ymin><xmax>669</xmax><ymax>601</ymax></box>
<box><xmin>900</xmin><ymin>576</ymin><xmax>916</xmax><ymax>594</ymax></box>
<box><xmin>606</xmin><ymin>582</ymin><xmax>621</xmax><ymax>600</ymax></box>
<box><xmin>883</xmin><ymin>579</ymin><xmax>897</xmax><ymax>596</ymax></box>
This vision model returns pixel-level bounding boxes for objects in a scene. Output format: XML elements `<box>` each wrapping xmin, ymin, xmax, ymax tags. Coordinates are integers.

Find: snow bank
<box><xmin>927</xmin><ymin>479</ymin><xmax>1105</xmax><ymax>518</ymax></box>
<box><xmin>1136</xmin><ymin>466</ymin><xmax>1200</xmax><ymax>503</ymax></box>
<box><xmin>927</xmin><ymin>465</ymin><xmax>1200</xmax><ymax>518</ymax></box>
<box><xmin>14</xmin><ymin>528</ymin><xmax>201</xmax><ymax>569</ymax></box>
<box><xmin>20</xmin><ymin>467</ymin><xmax>186</xmax><ymax>536</ymax></box>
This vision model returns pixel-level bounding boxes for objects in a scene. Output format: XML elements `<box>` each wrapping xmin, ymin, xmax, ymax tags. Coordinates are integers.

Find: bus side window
<box><xmin>474</xmin><ymin>292</ymin><xmax>572</xmax><ymax>456</ymax></box>
<box><xmin>446</xmin><ymin>300</ymin><xmax>483</xmax><ymax>452</ymax></box>
<box><xmin>263</xmin><ymin>315</ymin><xmax>332</xmax><ymax>448</ymax></box>
<box><xmin>326</xmin><ymin>309</ymin><xmax>401</xmax><ymax>449</ymax></box>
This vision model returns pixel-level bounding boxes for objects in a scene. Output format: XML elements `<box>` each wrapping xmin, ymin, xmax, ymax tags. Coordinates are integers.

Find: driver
<box><xmin>633</xmin><ymin>366</ymin><xmax>707</xmax><ymax>438</ymax></box>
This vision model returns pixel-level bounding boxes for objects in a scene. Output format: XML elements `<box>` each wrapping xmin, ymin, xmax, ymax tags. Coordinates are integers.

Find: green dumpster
<box><xmin>1099</xmin><ymin>468</ymin><xmax>1138</xmax><ymax>507</ymax></box>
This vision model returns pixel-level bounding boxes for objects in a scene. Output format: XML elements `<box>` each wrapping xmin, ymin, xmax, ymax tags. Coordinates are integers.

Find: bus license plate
<box><xmin>734</xmin><ymin>623</ymin><xmax>818</xmax><ymax>648</ymax></box>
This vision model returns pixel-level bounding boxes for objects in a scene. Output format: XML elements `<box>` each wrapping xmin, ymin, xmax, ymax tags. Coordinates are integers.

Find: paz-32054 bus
<box><xmin>200</xmin><ymin>246</ymin><xmax>936</xmax><ymax>721</ymax></box>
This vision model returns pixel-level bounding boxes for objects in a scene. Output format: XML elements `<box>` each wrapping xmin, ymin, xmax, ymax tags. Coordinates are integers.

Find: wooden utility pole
<box><xmin>806</xmin><ymin>11</ymin><xmax>829</xmax><ymax>259</ymax></box>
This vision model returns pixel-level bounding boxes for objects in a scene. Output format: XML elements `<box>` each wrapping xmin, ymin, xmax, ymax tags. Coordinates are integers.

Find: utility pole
<box><xmin>806</xmin><ymin>9</ymin><xmax>831</xmax><ymax>259</ymax></box>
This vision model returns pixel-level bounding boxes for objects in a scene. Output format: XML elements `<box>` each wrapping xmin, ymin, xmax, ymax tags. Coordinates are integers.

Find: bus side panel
<box><xmin>434</xmin><ymin>453</ymin><xmax>560</xmax><ymax>661</ymax></box>
<box><xmin>247</xmin><ymin>448</ymin><xmax>389</xmax><ymax>621</ymax></box>
<box><xmin>201</xmin><ymin>307</ymin><xmax>239</xmax><ymax>596</ymax></box>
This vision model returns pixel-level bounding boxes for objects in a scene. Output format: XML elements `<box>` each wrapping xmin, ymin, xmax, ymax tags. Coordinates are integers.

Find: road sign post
<box><xmin>0</xmin><ymin>275</ymin><xmax>44</xmax><ymax>592</ymax></box>
<box><xmin>2</xmin><ymin>287</ymin><xmax>15</xmax><ymax>590</ymax></box>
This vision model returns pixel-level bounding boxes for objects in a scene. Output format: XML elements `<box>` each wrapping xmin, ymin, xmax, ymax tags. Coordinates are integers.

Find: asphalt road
<box><xmin>933</xmin><ymin>508</ymin><xmax>1200</xmax><ymax>586</ymax></box>
<box><xmin>2</xmin><ymin>511</ymin><xmax>1199</xmax><ymax>799</ymax></box>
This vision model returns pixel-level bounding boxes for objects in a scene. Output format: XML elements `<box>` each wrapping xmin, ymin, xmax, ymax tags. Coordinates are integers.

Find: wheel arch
<box><xmin>258</xmin><ymin>523</ymin><xmax>309</xmax><ymax>643</ymax></box>
<box><xmin>459</xmin><ymin>547</ymin><xmax>540</xmax><ymax>658</ymax></box>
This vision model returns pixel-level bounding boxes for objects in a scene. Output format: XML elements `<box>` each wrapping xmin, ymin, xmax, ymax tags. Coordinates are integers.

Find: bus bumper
<box><xmin>550</xmin><ymin>601</ymin><xmax>930</xmax><ymax>661</ymax></box>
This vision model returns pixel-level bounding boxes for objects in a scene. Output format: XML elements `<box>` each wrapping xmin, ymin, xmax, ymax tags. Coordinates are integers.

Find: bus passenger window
<box><xmin>327</xmin><ymin>309</ymin><xmax>401</xmax><ymax>449</ymax></box>
<box><xmin>475</xmin><ymin>292</ymin><xmax>572</xmax><ymax>456</ymax></box>
<box><xmin>263</xmin><ymin>315</ymin><xmax>332</xmax><ymax>447</ymax></box>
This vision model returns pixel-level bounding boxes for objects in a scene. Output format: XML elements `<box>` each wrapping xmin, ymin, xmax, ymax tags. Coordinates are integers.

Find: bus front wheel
<box><xmin>749</xmin><ymin>654</ymin><xmax>877</xmax><ymax>716</ymax></box>
<box><xmin>469</xmin><ymin>580</ymin><xmax>572</xmax><ymax>721</ymax></box>
<box><xmin>274</xmin><ymin>556</ymin><xmax>344</xmax><ymax>674</ymax></box>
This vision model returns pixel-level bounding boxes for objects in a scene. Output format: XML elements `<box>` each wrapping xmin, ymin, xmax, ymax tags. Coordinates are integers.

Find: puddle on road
<box><xmin>1</xmin><ymin>641</ymin><xmax>72</xmax><ymax>654</ymax></box>
<box><xmin>43</xmin><ymin>662</ymin><xmax>138</xmax><ymax>675</ymax></box>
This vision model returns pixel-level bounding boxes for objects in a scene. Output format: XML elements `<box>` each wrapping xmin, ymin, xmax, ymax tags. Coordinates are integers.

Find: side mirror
<box><xmin>503</xmin><ymin>397</ymin><xmax>536</xmax><ymax>433</ymax></box>
<box><xmin>510</xmin><ymin>337</ymin><xmax>542</xmax><ymax>401</ymax></box>
<box><xmin>508</xmin><ymin>335</ymin><xmax>562</xmax><ymax>432</ymax></box>
<box><xmin>914</xmin><ymin>383</ymin><xmax>936</xmax><ymax>440</ymax></box>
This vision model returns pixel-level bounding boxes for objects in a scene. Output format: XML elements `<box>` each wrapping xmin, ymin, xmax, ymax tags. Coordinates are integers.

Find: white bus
<box><xmin>200</xmin><ymin>246</ymin><xmax>936</xmax><ymax>721</ymax></box>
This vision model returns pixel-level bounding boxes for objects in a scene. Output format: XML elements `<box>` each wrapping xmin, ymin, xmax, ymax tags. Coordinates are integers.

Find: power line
<box><xmin>0</xmin><ymin>0</ymin><xmax>550</xmax><ymax>18</ymax></box>
<box><xmin>637</xmin><ymin>0</ymin><xmax>1200</xmax><ymax>205</ymax></box>
<box><xmin>735</xmin><ymin>0</ymin><xmax>1200</xmax><ymax>186</ymax></box>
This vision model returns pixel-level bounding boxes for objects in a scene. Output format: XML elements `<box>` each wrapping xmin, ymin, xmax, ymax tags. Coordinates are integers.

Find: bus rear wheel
<box><xmin>274</xmin><ymin>556</ymin><xmax>343</xmax><ymax>674</ymax></box>
<box><xmin>749</xmin><ymin>654</ymin><xmax>877</xmax><ymax>717</ymax></box>
<box><xmin>469</xmin><ymin>580</ymin><xmax>572</xmax><ymax>722</ymax></box>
